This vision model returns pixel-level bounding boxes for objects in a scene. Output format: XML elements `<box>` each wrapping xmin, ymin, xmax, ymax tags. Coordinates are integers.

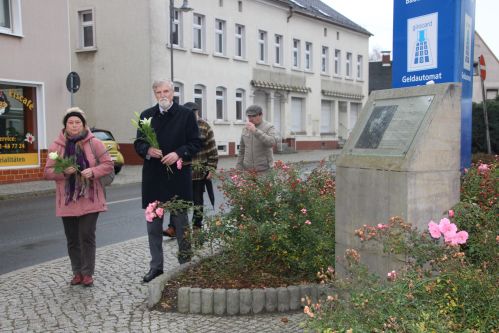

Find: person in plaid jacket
<box><xmin>164</xmin><ymin>102</ymin><xmax>218</xmax><ymax>237</ymax></box>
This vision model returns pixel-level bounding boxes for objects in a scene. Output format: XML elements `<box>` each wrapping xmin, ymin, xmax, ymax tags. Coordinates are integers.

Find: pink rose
<box><xmin>176</xmin><ymin>158</ymin><xmax>183</xmax><ymax>170</ymax></box>
<box><xmin>448</xmin><ymin>210</ymin><xmax>454</xmax><ymax>218</ymax></box>
<box><xmin>428</xmin><ymin>221</ymin><xmax>441</xmax><ymax>239</ymax></box>
<box><xmin>438</xmin><ymin>218</ymin><xmax>457</xmax><ymax>236</ymax></box>
<box><xmin>478</xmin><ymin>163</ymin><xmax>490</xmax><ymax>174</ymax></box>
<box><xmin>155</xmin><ymin>207</ymin><xmax>164</xmax><ymax>218</ymax></box>
<box><xmin>145</xmin><ymin>202</ymin><xmax>156</xmax><ymax>214</ymax></box>
<box><xmin>447</xmin><ymin>230</ymin><xmax>468</xmax><ymax>245</ymax></box>
<box><xmin>305</xmin><ymin>220</ymin><xmax>312</xmax><ymax>225</ymax></box>
<box><xmin>301</xmin><ymin>208</ymin><xmax>307</xmax><ymax>215</ymax></box>
<box><xmin>145</xmin><ymin>211</ymin><xmax>155</xmax><ymax>222</ymax></box>
<box><xmin>444</xmin><ymin>230</ymin><xmax>458</xmax><ymax>244</ymax></box>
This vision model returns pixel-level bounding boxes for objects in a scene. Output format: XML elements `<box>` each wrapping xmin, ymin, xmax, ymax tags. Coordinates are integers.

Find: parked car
<box><xmin>91</xmin><ymin>128</ymin><xmax>124</xmax><ymax>174</ymax></box>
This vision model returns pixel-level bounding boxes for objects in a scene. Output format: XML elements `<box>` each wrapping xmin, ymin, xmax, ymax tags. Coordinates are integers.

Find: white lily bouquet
<box><xmin>131</xmin><ymin>112</ymin><xmax>172</xmax><ymax>174</ymax></box>
<box><xmin>131</xmin><ymin>112</ymin><xmax>159</xmax><ymax>148</ymax></box>
<box><xmin>48</xmin><ymin>151</ymin><xmax>79</xmax><ymax>174</ymax></box>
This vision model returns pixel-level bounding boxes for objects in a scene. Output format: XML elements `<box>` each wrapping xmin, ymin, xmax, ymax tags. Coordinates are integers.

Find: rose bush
<box><xmin>304</xmin><ymin>158</ymin><xmax>498</xmax><ymax>332</ymax></box>
<box><xmin>203</xmin><ymin>160</ymin><xmax>336</xmax><ymax>280</ymax></box>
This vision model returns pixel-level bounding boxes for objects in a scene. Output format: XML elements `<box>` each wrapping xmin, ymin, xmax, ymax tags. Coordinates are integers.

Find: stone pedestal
<box><xmin>335</xmin><ymin>83</ymin><xmax>461</xmax><ymax>277</ymax></box>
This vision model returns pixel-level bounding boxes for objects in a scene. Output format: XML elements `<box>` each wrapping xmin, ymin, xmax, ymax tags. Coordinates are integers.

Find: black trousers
<box><xmin>148</xmin><ymin>211</ymin><xmax>191</xmax><ymax>270</ymax></box>
<box><xmin>192</xmin><ymin>180</ymin><xmax>205</xmax><ymax>228</ymax></box>
<box><xmin>62</xmin><ymin>212</ymin><xmax>99</xmax><ymax>276</ymax></box>
<box><xmin>167</xmin><ymin>180</ymin><xmax>205</xmax><ymax>229</ymax></box>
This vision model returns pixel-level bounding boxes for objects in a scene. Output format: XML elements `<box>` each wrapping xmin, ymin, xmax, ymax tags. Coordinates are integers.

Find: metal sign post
<box><xmin>477</xmin><ymin>55</ymin><xmax>492</xmax><ymax>154</ymax></box>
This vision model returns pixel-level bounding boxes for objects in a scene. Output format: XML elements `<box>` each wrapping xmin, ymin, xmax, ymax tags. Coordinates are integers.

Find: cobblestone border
<box><xmin>176</xmin><ymin>284</ymin><xmax>333</xmax><ymax>315</ymax></box>
<box><xmin>147</xmin><ymin>259</ymin><xmax>333</xmax><ymax>315</ymax></box>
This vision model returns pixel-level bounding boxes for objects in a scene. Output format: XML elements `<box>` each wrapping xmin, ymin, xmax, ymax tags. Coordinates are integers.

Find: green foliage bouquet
<box><xmin>205</xmin><ymin>160</ymin><xmax>336</xmax><ymax>281</ymax></box>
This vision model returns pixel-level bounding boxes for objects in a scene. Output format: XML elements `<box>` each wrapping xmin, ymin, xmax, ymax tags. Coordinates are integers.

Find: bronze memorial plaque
<box><xmin>351</xmin><ymin>95</ymin><xmax>434</xmax><ymax>156</ymax></box>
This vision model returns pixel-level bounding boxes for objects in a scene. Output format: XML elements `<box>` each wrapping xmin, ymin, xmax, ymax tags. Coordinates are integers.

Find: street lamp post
<box><xmin>170</xmin><ymin>0</ymin><xmax>192</xmax><ymax>82</ymax></box>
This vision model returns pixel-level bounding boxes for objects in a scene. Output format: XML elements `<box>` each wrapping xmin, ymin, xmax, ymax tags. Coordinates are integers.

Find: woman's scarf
<box><xmin>64</xmin><ymin>130</ymin><xmax>94</xmax><ymax>204</ymax></box>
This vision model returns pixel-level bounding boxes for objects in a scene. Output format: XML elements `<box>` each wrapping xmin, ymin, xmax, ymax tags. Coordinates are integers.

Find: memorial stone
<box><xmin>335</xmin><ymin>83</ymin><xmax>461</xmax><ymax>277</ymax></box>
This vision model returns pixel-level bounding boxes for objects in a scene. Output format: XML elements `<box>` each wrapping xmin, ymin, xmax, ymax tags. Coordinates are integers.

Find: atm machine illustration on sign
<box><xmin>413</xmin><ymin>29</ymin><xmax>432</xmax><ymax>66</ymax></box>
<box><xmin>407</xmin><ymin>13</ymin><xmax>438</xmax><ymax>72</ymax></box>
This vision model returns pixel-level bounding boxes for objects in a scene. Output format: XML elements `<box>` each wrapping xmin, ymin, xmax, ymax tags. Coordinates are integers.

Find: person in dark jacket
<box><xmin>134</xmin><ymin>79</ymin><xmax>201</xmax><ymax>283</ymax></box>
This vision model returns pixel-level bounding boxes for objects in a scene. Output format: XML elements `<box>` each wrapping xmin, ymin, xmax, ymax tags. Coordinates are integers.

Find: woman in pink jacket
<box><xmin>44</xmin><ymin>107</ymin><xmax>113</xmax><ymax>287</ymax></box>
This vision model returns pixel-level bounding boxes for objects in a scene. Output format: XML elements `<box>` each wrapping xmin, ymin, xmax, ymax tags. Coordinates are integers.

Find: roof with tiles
<box><xmin>274</xmin><ymin>0</ymin><xmax>372</xmax><ymax>36</ymax></box>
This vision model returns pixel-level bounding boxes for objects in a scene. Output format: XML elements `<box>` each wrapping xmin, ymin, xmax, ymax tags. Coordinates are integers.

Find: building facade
<box><xmin>0</xmin><ymin>0</ymin><xmax>71</xmax><ymax>184</ymax></box>
<box><xmin>472</xmin><ymin>32</ymin><xmax>499</xmax><ymax>102</ymax></box>
<box><xmin>69</xmin><ymin>0</ymin><xmax>370</xmax><ymax>162</ymax></box>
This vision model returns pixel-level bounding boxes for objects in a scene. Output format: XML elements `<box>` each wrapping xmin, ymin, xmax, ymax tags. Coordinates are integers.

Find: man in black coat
<box><xmin>134</xmin><ymin>79</ymin><xmax>201</xmax><ymax>283</ymax></box>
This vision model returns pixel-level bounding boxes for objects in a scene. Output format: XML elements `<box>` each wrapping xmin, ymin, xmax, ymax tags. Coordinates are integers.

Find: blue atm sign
<box><xmin>392</xmin><ymin>0</ymin><xmax>476</xmax><ymax>168</ymax></box>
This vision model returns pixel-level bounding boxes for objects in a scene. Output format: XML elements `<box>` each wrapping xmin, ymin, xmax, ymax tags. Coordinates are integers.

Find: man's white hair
<box><xmin>152</xmin><ymin>79</ymin><xmax>173</xmax><ymax>91</ymax></box>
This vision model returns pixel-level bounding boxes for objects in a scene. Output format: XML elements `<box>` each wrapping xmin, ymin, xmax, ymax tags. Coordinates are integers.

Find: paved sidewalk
<box><xmin>0</xmin><ymin>150</ymin><xmax>339</xmax><ymax>332</ymax></box>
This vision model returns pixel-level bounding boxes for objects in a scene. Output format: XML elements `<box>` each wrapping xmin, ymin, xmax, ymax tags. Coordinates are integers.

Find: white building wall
<box><xmin>151</xmin><ymin>0</ymin><xmax>369</xmax><ymax>151</ymax></box>
<box><xmin>472</xmin><ymin>32</ymin><xmax>499</xmax><ymax>103</ymax></box>
<box><xmin>70</xmin><ymin>0</ymin><xmax>152</xmax><ymax>143</ymax></box>
<box><xmin>70</xmin><ymin>0</ymin><xmax>369</xmax><ymax>157</ymax></box>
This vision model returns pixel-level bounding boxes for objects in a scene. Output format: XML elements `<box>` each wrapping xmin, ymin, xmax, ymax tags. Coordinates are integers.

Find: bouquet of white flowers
<box><xmin>131</xmin><ymin>112</ymin><xmax>159</xmax><ymax>148</ymax></box>
<box><xmin>132</xmin><ymin>112</ymin><xmax>174</xmax><ymax>174</ymax></box>
<box><xmin>48</xmin><ymin>151</ymin><xmax>79</xmax><ymax>174</ymax></box>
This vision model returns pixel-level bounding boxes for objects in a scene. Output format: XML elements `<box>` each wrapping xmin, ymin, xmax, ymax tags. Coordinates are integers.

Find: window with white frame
<box><xmin>235</xmin><ymin>89</ymin><xmax>245</xmax><ymax>120</ymax></box>
<box><xmin>274</xmin><ymin>34</ymin><xmax>283</xmax><ymax>65</ymax></box>
<box><xmin>78</xmin><ymin>9</ymin><xmax>96</xmax><ymax>49</ymax></box>
<box><xmin>305</xmin><ymin>42</ymin><xmax>312</xmax><ymax>71</ymax></box>
<box><xmin>215</xmin><ymin>19</ymin><xmax>226</xmax><ymax>55</ymax></box>
<box><xmin>217</xmin><ymin>142</ymin><xmax>228</xmax><ymax>156</ymax></box>
<box><xmin>291</xmin><ymin>97</ymin><xmax>305</xmax><ymax>132</ymax></box>
<box><xmin>0</xmin><ymin>0</ymin><xmax>21</xmax><ymax>35</ymax></box>
<box><xmin>215</xmin><ymin>87</ymin><xmax>226</xmax><ymax>120</ymax></box>
<box><xmin>173</xmin><ymin>82</ymin><xmax>183</xmax><ymax>104</ymax></box>
<box><xmin>193</xmin><ymin>84</ymin><xmax>205</xmax><ymax>119</ymax></box>
<box><xmin>357</xmin><ymin>54</ymin><xmax>363</xmax><ymax>80</ymax></box>
<box><xmin>346</xmin><ymin>52</ymin><xmax>352</xmax><ymax>77</ymax></box>
<box><xmin>0</xmin><ymin>0</ymin><xmax>10</xmax><ymax>30</ymax></box>
<box><xmin>193</xmin><ymin>13</ymin><xmax>205</xmax><ymax>51</ymax></box>
<box><xmin>234</xmin><ymin>24</ymin><xmax>245</xmax><ymax>58</ymax></box>
<box><xmin>171</xmin><ymin>9</ymin><xmax>182</xmax><ymax>47</ymax></box>
<box><xmin>320</xmin><ymin>100</ymin><xmax>334</xmax><ymax>133</ymax></box>
<box><xmin>292</xmin><ymin>39</ymin><xmax>300</xmax><ymax>68</ymax></box>
<box><xmin>257</xmin><ymin>30</ymin><xmax>267</xmax><ymax>63</ymax></box>
<box><xmin>334</xmin><ymin>49</ymin><xmax>341</xmax><ymax>75</ymax></box>
<box><xmin>321</xmin><ymin>46</ymin><xmax>329</xmax><ymax>74</ymax></box>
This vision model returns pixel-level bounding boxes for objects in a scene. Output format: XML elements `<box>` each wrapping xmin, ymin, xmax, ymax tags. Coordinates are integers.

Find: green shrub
<box><xmin>204</xmin><ymin>160</ymin><xmax>336</xmax><ymax>280</ymax></box>
<box><xmin>452</xmin><ymin>156</ymin><xmax>498</xmax><ymax>272</ymax></box>
<box><xmin>472</xmin><ymin>97</ymin><xmax>499</xmax><ymax>154</ymax></box>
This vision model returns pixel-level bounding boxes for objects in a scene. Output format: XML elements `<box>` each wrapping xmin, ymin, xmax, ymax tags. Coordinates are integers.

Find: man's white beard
<box><xmin>159</xmin><ymin>98</ymin><xmax>171</xmax><ymax>110</ymax></box>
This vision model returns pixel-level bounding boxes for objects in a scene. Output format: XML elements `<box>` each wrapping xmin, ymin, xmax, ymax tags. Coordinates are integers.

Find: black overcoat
<box><xmin>134</xmin><ymin>103</ymin><xmax>201</xmax><ymax>208</ymax></box>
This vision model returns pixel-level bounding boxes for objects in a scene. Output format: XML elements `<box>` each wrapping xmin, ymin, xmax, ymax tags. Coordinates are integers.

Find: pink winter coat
<box><xmin>44</xmin><ymin>130</ymin><xmax>114</xmax><ymax>217</ymax></box>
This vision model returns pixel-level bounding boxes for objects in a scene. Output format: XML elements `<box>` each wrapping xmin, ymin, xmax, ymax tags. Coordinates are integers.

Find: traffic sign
<box><xmin>478</xmin><ymin>55</ymin><xmax>486</xmax><ymax>81</ymax></box>
<box><xmin>66</xmin><ymin>72</ymin><xmax>80</xmax><ymax>93</ymax></box>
